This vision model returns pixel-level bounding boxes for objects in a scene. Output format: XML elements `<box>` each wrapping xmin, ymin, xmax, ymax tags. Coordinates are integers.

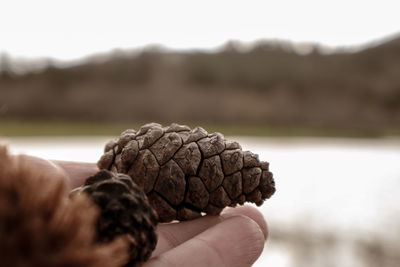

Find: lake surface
<box><xmin>3</xmin><ymin>136</ymin><xmax>400</xmax><ymax>267</ymax></box>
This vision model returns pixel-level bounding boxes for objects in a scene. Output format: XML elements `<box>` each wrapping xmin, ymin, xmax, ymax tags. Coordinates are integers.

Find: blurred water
<box><xmin>3</xmin><ymin>136</ymin><xmax>400</xmax><ymax>267</ymax></box>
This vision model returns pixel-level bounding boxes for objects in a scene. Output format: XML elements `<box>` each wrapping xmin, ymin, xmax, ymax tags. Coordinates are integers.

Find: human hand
<box><xmin>25</xmin><ymin>156</ymin><xmax>268</xmax><ymax>267</ymax></box>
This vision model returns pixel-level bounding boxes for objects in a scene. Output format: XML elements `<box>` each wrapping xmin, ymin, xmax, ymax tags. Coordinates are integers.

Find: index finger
<box><xmin>146</xmin><ymin>215</ymin><xmax>265</xmax><ymax>267</ymax></box>
<box><xmin>51</xmin><ymin>160</ymin><xmax>98</xmax><ymax>189</ymax></box>
<box><xmin>152</xmin><ymin>205</ymin><xmax>267</xmax><ymax>257</ymax></box>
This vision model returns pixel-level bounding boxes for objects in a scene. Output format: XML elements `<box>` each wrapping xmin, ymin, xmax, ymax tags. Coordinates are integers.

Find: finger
<box><xmin>153</xmin><ymin>215</ymin><xmax>223</xmax><ymax>257</ymax></box>
<box><xmin>152</xmin><ymin>205</ymin><xmax>267</xmax><ymax>257</ymax></box>
<box><xmin>146</xmin><ymin>215</ymin><xmax>265</xmax><ymax>267</ymax></box>
<box><xmin>51</xmin><ymin>160</ymin><xmax>98</xmax><ymax>189</ymax></box>
<box><xmin>222</xmin><ymin>205</ymin><xmax>268</xmax><ymax>238</ymax></box>
<box><xmin>18</xmin><ymin>155</ymin><xmax>68</xmax><ymax>181</ymax></box>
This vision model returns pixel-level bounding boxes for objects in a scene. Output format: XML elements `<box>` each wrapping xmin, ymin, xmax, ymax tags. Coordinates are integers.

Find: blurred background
<box><xmin>1</xmin><ymin>0</ymin><xmax>400</xmax><ymax>266</ymax></box>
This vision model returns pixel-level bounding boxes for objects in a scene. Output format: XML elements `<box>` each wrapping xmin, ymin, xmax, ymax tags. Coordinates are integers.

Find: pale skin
<box><xmin>20</xmin><ymin>155</ymin><xmax>268</xmax><ymax>267</ymax></box>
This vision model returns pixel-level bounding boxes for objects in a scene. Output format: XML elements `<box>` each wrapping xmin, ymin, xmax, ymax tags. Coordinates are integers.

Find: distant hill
<box><xmin>1</xmin><ymin>37</ymin><xmax>400</xmax><ymax>133</ymax></box>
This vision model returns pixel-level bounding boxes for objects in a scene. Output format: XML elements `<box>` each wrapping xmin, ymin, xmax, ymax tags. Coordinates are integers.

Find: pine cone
<box><xmin>71</xmin><ymin>170</ymin><xmax>158</xmax><ymax>267</ymax></box>
<box><xmin>98</xmin><ymin>123</ymin><xmax>276</xmax><ymax>222</ymax></box>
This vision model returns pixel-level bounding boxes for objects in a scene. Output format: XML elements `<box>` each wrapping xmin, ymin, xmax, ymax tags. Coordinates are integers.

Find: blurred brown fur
<box><xmin>0</xmin><ymin>146</ymin><xmax>127</xmax><ymax>267</ymax></box>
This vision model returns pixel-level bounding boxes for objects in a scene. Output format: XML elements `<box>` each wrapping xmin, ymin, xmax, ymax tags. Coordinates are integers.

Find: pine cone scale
<box><xmin>128</xmin><ymin>149</ymin><xmax>159</xmax><ymax>194</ymax></box>
<box><xmin>185</xmin><ymin>176</ymin><xmax>209</xmax><ymax>209</ymax></box>
<box><xmin>220</xmin><ymin>149</ymin><xmax>244</xmax><ymax>175</ymax></box>
<box><xmin>154</xmin><ymin>160</ymin><xmax>186</xmax><ymax>206</ymax></box>
<box><xmin>173</xmin><ymin>142</ymin><xmax>202</xmax><ymax>175</ymax></box>
<box><xmin>147</xmin><ymin>192</ymin><xmax>176</xmax><ymax>222</ymax></box>
<box><xmin>198</xmin><ymin>155</ymin><xmax>225</xmax><ymax>192</ymax></box>
<box><xmin>222</xmin><ymin>171</ymin><xmax>243</xmax><ymax>200</ymax></box>
<box><xmin>242</xmin><ymin>167</ymin><xmax>262</xmax><ymax>194</ymax></box>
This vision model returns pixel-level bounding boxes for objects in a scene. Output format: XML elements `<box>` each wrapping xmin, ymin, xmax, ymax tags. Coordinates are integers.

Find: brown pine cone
<box><xmin>71</xmin><ymin>170</ymin><xmax>158</xmax><ymax>267</ymax></box>
<box><xmin>98</xmin><ymin>123</ymin><xmax>276</xmax><ymax>222</ymax></box>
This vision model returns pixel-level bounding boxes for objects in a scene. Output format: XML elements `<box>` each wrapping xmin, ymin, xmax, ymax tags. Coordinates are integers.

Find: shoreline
<box><xmin>1</xmin><ymin>119</ymin><xmax>399</xmax><ymax>138</ymax></box>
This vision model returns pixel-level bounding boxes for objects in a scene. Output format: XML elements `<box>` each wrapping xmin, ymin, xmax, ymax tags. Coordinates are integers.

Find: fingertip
<box><xmin>201</xmin><ymin>215</ymin><xmax>265</xmax><ymax>267</ymax></box>
<box><xmin>222</xmin><ymin>205</ymin><xmax>268</xmax><ymax>239</ymax></box>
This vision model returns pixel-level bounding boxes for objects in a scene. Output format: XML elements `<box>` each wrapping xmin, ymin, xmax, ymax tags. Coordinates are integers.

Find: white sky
<box><xmin>0</xmin><ymin>0</ymin><xmax>399</xmax><ymax>61</ymax></box>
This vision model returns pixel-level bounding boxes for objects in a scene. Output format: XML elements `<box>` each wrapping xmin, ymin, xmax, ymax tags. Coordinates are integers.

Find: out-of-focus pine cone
<box><xmin>98</xmin><ymin>123</ymin><xmax>276</xmax><ymax>222</ymax></box>
<box><xmin>71</xmin><ymin>170</ymin><xmax>158</xmax><ymax>267</ymax></box>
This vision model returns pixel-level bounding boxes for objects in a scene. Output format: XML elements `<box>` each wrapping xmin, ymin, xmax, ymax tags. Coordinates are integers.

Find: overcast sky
<box><xmin>0</xmin><ymin>0</ymin><xmax>399</xmax><ymax>61</ymax></box>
